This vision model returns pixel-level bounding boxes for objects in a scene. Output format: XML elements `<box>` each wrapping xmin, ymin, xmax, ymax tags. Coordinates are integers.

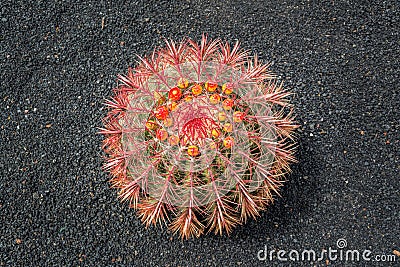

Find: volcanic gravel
<box><xmin>1</xmin><ymin>1</ymin><xmax>399</xmax><ymax>266</ymax></box>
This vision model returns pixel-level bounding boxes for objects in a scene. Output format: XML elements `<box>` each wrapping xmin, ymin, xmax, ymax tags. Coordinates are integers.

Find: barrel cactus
<box><xmin>101</xmin><ymin>36</ymin><xmax>298</xmax><ymax>239</ymax></box>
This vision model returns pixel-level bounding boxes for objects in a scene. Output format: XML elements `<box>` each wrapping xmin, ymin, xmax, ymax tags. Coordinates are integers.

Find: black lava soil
<box><xmin>1</xmin><ymin>1</ymin><xmax>399</xmax><ymax>266</ymax></box>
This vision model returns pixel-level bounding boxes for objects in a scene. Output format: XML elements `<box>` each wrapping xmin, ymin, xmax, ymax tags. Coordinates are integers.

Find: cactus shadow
<box><xmin>231</xmin><ymin>135</ymin><xmax>322</xmax><ymax>240</ymax></box>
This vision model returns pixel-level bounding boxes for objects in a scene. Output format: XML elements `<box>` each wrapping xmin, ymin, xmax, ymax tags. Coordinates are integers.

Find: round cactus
<box><xmin>101</xmin><ymin>36</ymin><xmax>298</xmax><ymax>239</ymax></box>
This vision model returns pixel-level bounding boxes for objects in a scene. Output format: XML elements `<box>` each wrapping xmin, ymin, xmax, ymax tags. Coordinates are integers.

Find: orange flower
<box><xmin>205</xmin><ymin>81</ymin><xmax>218</xmax><ymax>92</ymax></box>
<box><xmin>155</xmin><ymin>106</ymin><xmax>169</xmax><ymax>120</ymax></box>
<box><xmin>156</xmin><ymin>128</ymin><xmax>168</xmax><ymax>141</ymax></box>
<box><xmin>233</xmin><ymin>111</ymin><xmax>245</xmax><ymax>122</ymax></box>
<box><xmin>168</xmin><ymin>87</ymin><xmax>182</xmax><ymax>101</ymax></box>
<box><xmin>217</xmin><ymin>111</ymin><xmax>227</xmax><ymax>121</ymax></box>
<box><xmin>209</xmin><ymin>94</ymin><xmax>221</xmax><ymax>104</ymax></box>
<box><xmin>145</xmin><ymin>120</ymin><xmax>158</xmax><ymax>130</ymax></box>
<box><xmin>164</xmin><ymin>117</ymin><xmax>173</xmax><ymax>127</ymax></box>
<box><xmin>222</xmin><ymin>99</ymin><xmax>234</xmax><ymax>110</ymax></box>
<box><xmin>168</xmin><ymin>135</ymin><xmax>179</xmax><ymax>146</ymax></box>
<box><xmin>222</xmin><ymin>82</ymin><xmax>233</xmax><ymax>95</ymax></box>
<box><xmin>223</xmin><ymin>136</ymin><xmax>234</xmax><ymax>148</ymax></box>
<box><xmin>191</xmin><ymin>84</ymin><xmax>203</xmax><ymax>95</ymax></box>
<box><xmin>187</xmin><ymin>145</ymin><xmax>200</xmax><ymax>157</ymax></box>
<box><xmin>211</xmin><ymin>128</ymin><xmax>221</xmax><ymax>138</ymax></box>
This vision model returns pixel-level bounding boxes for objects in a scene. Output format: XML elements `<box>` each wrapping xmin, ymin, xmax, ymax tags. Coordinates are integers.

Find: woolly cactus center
<box><xmin>181</xmin><ymin>117</ymin><xmax>218</xmax><ymax>144</ymax></box>
<box><xmin>172</xmin><ymin>95</ymin><xmax>219</xmax><ymax>145</ymax></box>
